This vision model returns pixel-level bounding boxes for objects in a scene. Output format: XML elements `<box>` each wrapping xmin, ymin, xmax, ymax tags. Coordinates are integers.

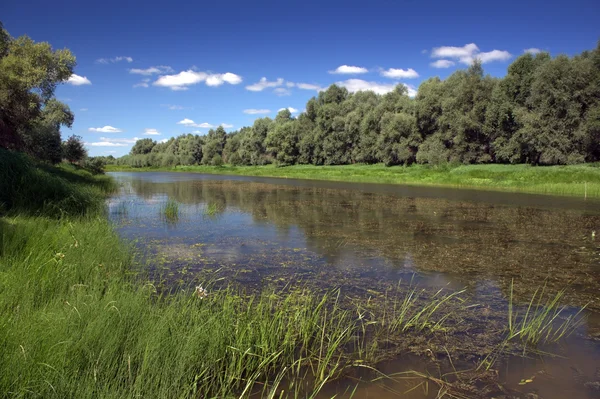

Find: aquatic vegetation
<box><xmin>203</xmin><ymin>202</ymin><xmax>221</xmax><ymax>217</ymax></box>
<box><xmin>507</xmin><ymin>280</ymin><xmax>587</xmax><ymax>346</ymax></box>
<box><xmin>160</xmin><ymin>198</ymin><xmax>179</xmax><ymax>221</ymax></box>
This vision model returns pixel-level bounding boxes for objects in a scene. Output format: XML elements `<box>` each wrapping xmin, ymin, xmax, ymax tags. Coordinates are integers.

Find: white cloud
<box><xmin>88</xmin><ymin>142</ymin><xmax>128</xmax><ymax>147</ymax></box>
<box><xmin>246</xmin><ymin>77</ymin><xmax>284</xmax><ymax>92</ymax></box>
<box><xmin>278</xmin><ymin>107</ymin><xmax>299</xmax><ymax>113</ymax></box>
<box><xmin>97</xmin><ymin>56</ymin><xmax>133</xmax><ymax>64</ymax></box>
<box><xmin>66</xmin><ymin>74</ymin><xmax>91</xmax><ymax>86</ymax></box>
<box><xmin>329</xmin><ymin>65</ymin><xmax>369</xmax><ymax>74</ymax></box>
<box><xmin>335</xmin><ymin>79</ymin><xmax>398</xmax><ymax>95</ymax></box>
<box><xmin>177</xmin><ymin>119</ymin><xmax>216</xmax><ymax>128</ymax></box>
<box><xmin>296</xmin><ymin>83</ymin><xmax>322</xmax><ymax>91</ymax></box>
<box><xmin>286</xmin><ymin>82</ymin><xmax>295</xmax><ymax>88</ymax></box>
<box><xmin>243</xmin><ymin>109</ymin><xmax>271</xmax><ymax>114</ymax></box>
<box><xmin>477</xmin><ymin>50</ymin><xmax>512</xmax><ymax>64</ymax></box>
<box><xmin>80</xmin><ymin>108</ymin><xmax>88</xmax><ymax>112</ymax></box>
<box><xmin>431</xmin><ymin>43</ymin><xmax>512</xmax><ymax>65</ymax></box>
<box><xmin>206</xmin><ymin>72</ymin><xmax>243</xmax><ymax>86</ymax></box>
<box><xmin>430</xmin><ymin>59</ymin><xmax>455</xmax><ymax>68</ymax></box>
<box><xmin>153</xmin><ymin>70</ymin><xmax>241</xmax><ymax>90</ymax></box>
<box><xmin>177</xmin><ymin>118</ymin><xmax>196</xmax><ymax>126</ymax></box>
<box><xmin>380</xmin><ymin>68</ymin><xmax>419</xmax><ymax>79</ymax></box>
<box><xmin>104</xmin><ymin>151</ymin><xmax>117</xmax><ymax>154</ymax></box>
<box><xmin>144</xmin><ymin>128</ymin><xmax>161</xmax><ymax>136</ymax></box>
<box><xmin>159</xmin><ymin>139</ymin><xmax>169</xmax><ymax>143</ymax></box>
<box><xmin>100</xmin><ymin>137</ymin><xmax>139</xmax><ymax>144</ymax></box>
<box><xmin>274</xmin><ymin>87</ymin><xmax>291</xmax><ymax>96</ymax></box>
<box><xmin>89</xmin><ymin>126</ymin><xmax>123</xmax><ymax>133</ymax></box>
<box><xmin>524</xmin><ymin>48</ymin><xmax>542</xmax><ymax>54</ymax></box>
<box><xmin>87</xmin><ymin>137</ymin><xmax>139</xmax><ymax>147</ymax></box>
<box><xmin>336</xmin><ymin>79</ymin><xmax>417</xmax><ymax>97</ymax></box>
<box><xmin>221</xmin><ymin>123</ymin><xmax>234</xmax><ymax>128</ymax></box>
<box><xmin>129</xmin><ymin>66</ymin><xmax>174</xmax><ymax>75</ymax></box>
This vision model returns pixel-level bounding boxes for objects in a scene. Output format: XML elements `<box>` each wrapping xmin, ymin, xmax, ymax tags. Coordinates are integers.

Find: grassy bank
<box><xmin>106</xmin><ymin>163</ymin><xmax>600</xmax><ymax>198</ymax></box>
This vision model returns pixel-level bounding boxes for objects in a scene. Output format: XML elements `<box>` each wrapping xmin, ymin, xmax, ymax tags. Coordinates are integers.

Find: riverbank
<box><xmin>105</xmin><ymin>163</ymin><xmax>600</xmax><ymax>198</ymax></box>
<box><xmin>1</xmin><ymin>150</ymin><xmax>592</xmax><ymax>398</ymax></box>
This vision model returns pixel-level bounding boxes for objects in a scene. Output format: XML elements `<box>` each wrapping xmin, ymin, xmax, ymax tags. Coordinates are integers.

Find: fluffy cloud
<box><xmin>221</xmin><ymin>123</ymin><xmax>234</xmax><ymax>128</ymax></box>
<box><xmin>86</xmin><ymin>137</ymin><xmax>140</xmax><ymax>147</ymax></box>
<box><xmin>336</xmin><ymin>79</ymin><xmax>417</xmax><ymax>97</ymax></box>
<box><xmin>243</xmin><ymin>109</ymin><xmax>271</xmax><ymax>115</ymax></box>
<box><xmin>431</xmin><ymin>43</ymin><xmax>511</xmax><ymax>65</ymax></box>
<box><xmin>97</xmin><ymin>56</ymin><xmax>133</xmax><ymax>64</ymax></box>
<box><xmin>329</xmin><ymin>65</ymin><xmax>368</xmax><ymax>74</ymax></box>
<box><xmin>335</xmin><ymin>79</ymin><xmax>398</xmax><ymax>95</ymax></box>
<box><xmin>295</xmin><ymin>83</ymin><xmax>322</xmax><ymax>91</ymax></box>
<box><xmin>524</xmin><ymin>48</ymin><xmax>542</xmax><ymax>54</ymax></box>
<box><xmin>430</xmin><ymin>59</ymin><xmax>456</xmax><ymax>68</ymax></box>
<box><xmin>176</xmin><ymin>119</ymin><xmax>219</xmax><ymax>128</ymax></box>
<box><xmin>278</xmin><ymin>107</ymin><xmax>299</xmax><ymax>113</ymax></box>
<box><xmin>380</xmin><ymin>68</ymin><xmax>419</xmax><ymax>79</ymax></box>
<box><xmin>159</xmin><ymin>139</ymin><xmax>169</xmax><ymax>143</ymax></box>
<box><xmin>153</xmin><ymin>70</ymin><xmax>242</xmax><ymax>90</ymax></box>
<box><xmin>129</xmin><ymin>66</ymin><xmax>174</xmax><ymax>75</ymax></box>
<box><xmin>89</xmin><ymin>126</ymin><xmax>122</xmax><ymax>133</ymax></box>
<box><xmin>246</xmin><ymin>77</ymin><xmax>284</xmax><ymax>92</ymax></box>
<box><xmin>144</xmin><ymin>128</ymin><xmax>161</xmax><ymax>135</ymax></box>
<box><xmin>66</xmin><ymin>74</ymin><xmax>91</xmax><ymax>86</ymax></box>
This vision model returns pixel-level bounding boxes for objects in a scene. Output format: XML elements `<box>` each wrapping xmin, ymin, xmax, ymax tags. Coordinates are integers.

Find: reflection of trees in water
<box><xmin>127</xmin><ymin>179</ymin><xmax>600</xmax><ymax>308</ymax></box>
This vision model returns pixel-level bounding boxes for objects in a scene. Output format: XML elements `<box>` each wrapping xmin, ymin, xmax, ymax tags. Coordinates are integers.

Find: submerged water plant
<box><xmin>160</xmin><ymin>198</ymin><xmax>179</xmax><ymax>222</ymax></box>
<box><xmin>507</xmin><ymin>280</ymin><xmax>587</xmax><ymax>346</ymax></box>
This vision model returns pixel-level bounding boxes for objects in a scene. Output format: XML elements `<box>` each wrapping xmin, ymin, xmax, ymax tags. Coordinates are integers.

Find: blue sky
<box><xmin>3</xmin><ymin>0</ymin><xmax>599</xmax><ymax>156</ymax></box>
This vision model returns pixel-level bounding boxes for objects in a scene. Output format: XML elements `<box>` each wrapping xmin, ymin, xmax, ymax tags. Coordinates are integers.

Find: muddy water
<box><xmin>108</xmin><ymin>172</ymin><xmax>600</xmax><ymax>399</ymax></box>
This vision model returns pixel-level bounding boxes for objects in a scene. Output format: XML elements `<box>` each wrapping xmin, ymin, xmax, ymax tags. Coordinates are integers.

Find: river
<box><xmin>108</xmin><ymin>172</ymin><xmax>600</xmax><ymax>399</ymax></box>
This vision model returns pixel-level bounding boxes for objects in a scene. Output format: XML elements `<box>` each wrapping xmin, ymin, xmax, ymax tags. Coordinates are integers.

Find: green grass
<box><xmin>1</xmin><ymin>149</ymin><xmax>116</xmax><ymax>217</ymax></box>
<box><xmin>160</xmin><ymin>198</ymin><xmax>179</xmax><ymax>222</ymax></box>
<box><xmin>507</xmin><ymin>281</ymin><xmax>587</xmax><ymax>347</ymax></box>
<box><xmin>105</xmin><ymin>163</ymin><xmax>600</xmax><ymax>198</ymax></box>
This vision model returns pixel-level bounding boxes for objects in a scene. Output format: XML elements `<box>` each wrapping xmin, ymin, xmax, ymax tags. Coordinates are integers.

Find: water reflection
<box><xmin>108</xmin><ymin>172</ymin><xmax>600</xmax><ymax>311</ymax></box>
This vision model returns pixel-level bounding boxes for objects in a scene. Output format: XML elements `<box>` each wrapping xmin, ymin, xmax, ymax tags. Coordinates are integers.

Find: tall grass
<box><xmin>160</xmin><ymin>198</ymin><xmax>179</xmax><ymax>222</ymax></box>
<box><xmin>0</xmin><ymin>149</ymin><xmax>115</xmax><ymax>217</ymax></box>
<box><xmin>507</xmin><ymin>280</ymin><xmax>587</xmax><ymax>346</ymax></box>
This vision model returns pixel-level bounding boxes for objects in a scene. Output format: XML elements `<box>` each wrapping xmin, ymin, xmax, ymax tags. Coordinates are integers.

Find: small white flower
<box><xmin>194</xmin><ymin>285</ymin><xmax>208</xmax><ymax>299</ymax></box>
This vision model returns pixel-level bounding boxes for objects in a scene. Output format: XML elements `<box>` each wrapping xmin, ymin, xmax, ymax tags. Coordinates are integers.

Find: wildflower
<box><xmin>55</xmin><ymin>252</ymin><xmax>65</xmax><ymax>260</ymax></box>
<box><xmin>592</xmin><ymin>231</ymin><xmax>596</xmax><ymax>239</ymax></box>
<box><xmin>194</xmin><ymin>285</ymin><xmax>208</xmax><ymax>299</ymax></box>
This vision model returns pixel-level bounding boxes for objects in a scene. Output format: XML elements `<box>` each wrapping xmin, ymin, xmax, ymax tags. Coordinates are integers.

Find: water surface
<box><xmin>108</xmin><ymin>172</ymin><xmax>600</xmax><ymax>398</ymax></box>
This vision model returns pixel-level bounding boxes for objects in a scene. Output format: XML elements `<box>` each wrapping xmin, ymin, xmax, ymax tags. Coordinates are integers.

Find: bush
<box><xmin>211</xmin><ymin>154</ymin><xmax>223</xmax><ymax>166</ymax></box>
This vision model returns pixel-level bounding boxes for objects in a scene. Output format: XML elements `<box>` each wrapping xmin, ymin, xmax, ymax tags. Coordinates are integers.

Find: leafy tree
<box><xmin>62</xmin><ymin>135</ymin><xmax>87</xmax><ymax>164</ymax></box>
<box><xmin>131</xmin><ymin>138</ymin><xmax>156</xmax><ymax>155</ymax></box>
<box><xmin>0</xmin><ymin>23</ymin><xmax>76</xmax><ymax>153</ymax></box>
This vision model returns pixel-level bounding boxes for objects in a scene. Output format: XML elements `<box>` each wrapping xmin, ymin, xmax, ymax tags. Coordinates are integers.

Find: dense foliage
<box><xmin>0</xmin><ymin>23</ymin><xmax>87</xmax><ymax>164</ymax></box>
<box><xmin>110</xmin><ymin>42</ymin><xmax>600</xmax><ymax>168</ymax></box>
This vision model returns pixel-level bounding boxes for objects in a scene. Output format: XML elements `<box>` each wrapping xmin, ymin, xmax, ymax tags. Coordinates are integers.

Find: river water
<box><xmin>108</xmin><ymin>172</ymin><xmax>600</xmax><ymax>399</ymax></box>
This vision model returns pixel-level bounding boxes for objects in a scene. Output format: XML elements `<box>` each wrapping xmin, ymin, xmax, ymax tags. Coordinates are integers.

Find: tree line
<box><xmin>110</xmin><ymin>42</ymin><xmax>600</xmax><ymax>168</ymax></box>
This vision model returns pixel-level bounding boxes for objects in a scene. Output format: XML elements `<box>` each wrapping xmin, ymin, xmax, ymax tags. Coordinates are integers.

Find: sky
<box><xmin>2</xmin><ymin>0</ymin><xmax>599</xmax><ymax>156</ymax></box>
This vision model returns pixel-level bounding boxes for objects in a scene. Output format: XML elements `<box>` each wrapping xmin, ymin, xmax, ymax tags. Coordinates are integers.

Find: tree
<box><xmin>131</xmin><ymin>138</ymin><xmax>156</xmax><ymax>155</ymax></box>
<box><xmin>62</xmin><ymin>135</ymin><xmax>87</xmax><ymax>164</ymax></box>
<box><xmin>0</xmin><ymin>23</ymin><xmax>76</xmax><ymax>153</ymax></box>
